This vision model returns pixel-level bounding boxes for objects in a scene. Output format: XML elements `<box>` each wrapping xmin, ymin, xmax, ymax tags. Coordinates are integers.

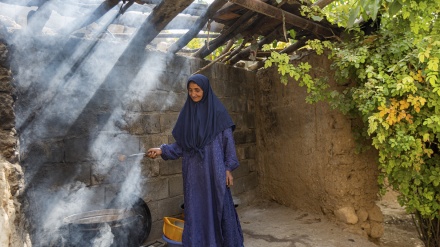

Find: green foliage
<box><xmin>262</xmin><ymin>44</ymin><xmax>330</xmax><ymax>103</ymax></box>
<box><xmin>330</xmin><ymin>0</ymin><xmax>440</xmax><ymax>221</ymax></box>
<box><xmin>266</xmin><ymin>0</ymin><xmax>440</xmax><ymax>231</ymax></box>
<box><xmin>332</xmin><ymin>18</ymin><xmax>440</xmax><ymax>223</ymax></box>
<box><xmin>300</xmin><ymin>5</ymin><xmax>325</xmax><ymax>22</ymax></box>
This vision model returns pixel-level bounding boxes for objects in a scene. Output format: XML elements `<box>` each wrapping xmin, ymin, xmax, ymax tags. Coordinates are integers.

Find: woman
<box><xmin>146</xmin><ymin>74</ymin><xmax>244</xmax><ymax>247</ymax></box>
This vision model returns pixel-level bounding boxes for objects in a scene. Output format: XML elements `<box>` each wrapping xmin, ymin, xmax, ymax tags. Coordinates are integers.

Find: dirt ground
<box><xmin>145</xmin><ymin>190</ymin><xmax>423</xmax><ymax>247</ymax></box>
<box><xmin>237</xmin><ymin>191</ymin><xmax>424</xmax><ymax>247</ymax></box>
<box><xmin>375</xmin><ymin>190</ymin><xmax>424</xmax><ymax>247</ymax></box>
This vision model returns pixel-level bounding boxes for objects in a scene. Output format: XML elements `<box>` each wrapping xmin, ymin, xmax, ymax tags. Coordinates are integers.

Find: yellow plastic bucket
<box><xmin>163</xmin><ymin>217</ymin><xmax>184</xmax><ymax>242</ymax></box>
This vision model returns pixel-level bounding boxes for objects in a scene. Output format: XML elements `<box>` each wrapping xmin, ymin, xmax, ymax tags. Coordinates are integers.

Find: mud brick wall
<box><xmin>255</xmin><ymin>51</ymin><xmax>382</xmax><ymax>238</ymax></box>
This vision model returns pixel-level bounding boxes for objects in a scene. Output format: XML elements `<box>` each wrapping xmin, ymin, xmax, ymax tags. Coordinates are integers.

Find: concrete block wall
<box><xmin>8</xmin><ymin>35</ymin><xmax>258</xmax><ymax>244</ymax></box>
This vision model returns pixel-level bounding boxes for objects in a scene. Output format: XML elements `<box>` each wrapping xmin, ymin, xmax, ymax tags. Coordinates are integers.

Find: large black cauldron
<box><xmin>63</xmin><ymin>198</ymin><xmax>151</xmax><ymax>247</ymax></box>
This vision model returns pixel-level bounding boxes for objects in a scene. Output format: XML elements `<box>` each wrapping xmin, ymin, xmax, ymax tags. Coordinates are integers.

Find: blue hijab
<box><xmin>172</xmin><ymin>74</ymin><xmax>235</xmax><ymax>155</ymax></box>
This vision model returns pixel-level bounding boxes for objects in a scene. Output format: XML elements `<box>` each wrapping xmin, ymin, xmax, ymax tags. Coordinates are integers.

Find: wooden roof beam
<box><xmin>194</xmin><ymin>10</ymin><xmax>259</xmax><ymax>59</ymax></box>
<box><xmin>228</xmin><ymin>0</ymin><xmax>336</xmax><ymax>39</ymax></box>
<box><xmin>168</xmin><ymin>0</ymin><xmax>227</xmax><ymax>54</ymax></box>
<box><xmin>127</xmin><ymin>0</ymin><xmax>194</xmax><ymax>50</ymax></box>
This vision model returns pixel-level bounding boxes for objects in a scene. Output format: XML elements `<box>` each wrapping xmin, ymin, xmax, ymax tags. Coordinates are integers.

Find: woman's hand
<box><xmin>226</xmin><ymin>170</ymin><xmax>234</xmax><ymax>187</ymax></box>
<box><xmin>146</xmin><ymin>148</ymin><xmax>162</xmax><ymax>159</ymax></box>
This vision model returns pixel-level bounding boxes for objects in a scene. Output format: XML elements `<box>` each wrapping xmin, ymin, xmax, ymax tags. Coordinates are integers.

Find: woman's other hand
<box><xmin>226</xmin><ymin>170</ymin><xmax>234</xmax><ymax>187</ymax></box>
<box><xmin>146</xmin><ymin>148</ymin><xmax>162</xmax><ymax>159</ymax></box>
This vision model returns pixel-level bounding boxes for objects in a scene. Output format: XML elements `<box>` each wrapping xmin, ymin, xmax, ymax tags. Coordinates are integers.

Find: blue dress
<box><xmin>161</xmin><ymin>127</ymin><xmax>244</xmax><ymax>247</ymax></box>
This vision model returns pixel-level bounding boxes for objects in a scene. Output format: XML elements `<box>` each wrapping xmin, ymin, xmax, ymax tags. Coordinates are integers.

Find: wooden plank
<box><xmin>228</xmin><ymin>0</ymin><xmax>335</xmax><ymax>38</ymax></box>
<box><xmin>130</xmin><ymin>0</ymin><xmax>194</xmax><ymax>48</ymax></box>
<box><xmin>215</xmin><ymin>12</ymin><xmax>241</xmax><ymax>21</ymax></box>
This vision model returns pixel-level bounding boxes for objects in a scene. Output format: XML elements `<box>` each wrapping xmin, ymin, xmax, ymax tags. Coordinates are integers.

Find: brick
<box><xmin>189</xmin><ymin>57</ymin><xmax>208</xmax><ymax>73</ymax></box>
<box><xmin>141</xmin><ymin>158</ymin><xmax>160</xmax><ymax>178</ymax></box>
<box><xmin>157</xmin><ymin>195</ymin><xmax>184</xmax><ymax>220</ymax></box>
<box><xmin>140</xmin><ymin>178</ymin><xmax>169</xmax><ymax>201</ymax></box>
<box><xmin>211</xmin><ymin>63</ymin><xmax>229</xmax><ymax>82</ymax></box>
<box><xmin>140</xmin><ymin>91</ymin><xmax>185</xmax><ymax>112</ymax></box>
<box><xmin>140</xmin><ymin>135</ymin><xmax>168</xmax><ymax>151</ymax></box>
<box><xmin>233</xmin><ymin>160</ymin><xmax>249</xmax><ymax>179</ymax></box>
<box><xmin>124</xmin><ymin>113</ymin><xmax>161</xmax><ymax>135</ymax></box>
<box><xmin>223</xmin><ymin>98</ymin><xmax>247</xmax><ymax>113</ymax></box>
<box><xmin>92</xmin><ymin>161</ymin><xmax>130</xmax><ymax>185</ymax></box>
<box><xmin>235</xmin><ymin>146</ymin><xmax>246</xmax><ymax>160</ymax></box>
<box><xmin>169</xmin><ymin>175</ymin><xmax>183</xmax><ymax>197</ymax></box>
<box><xmin>159</xmin><ymin>159</ymin><xmax>182</xmax><ymax>176</ymax></box>
<box><xmin>121</xmin><ymin>97</ymin><xmax>142</xmax><ymax>112</ymax></box>
<box><xmin>160</xmin><ymin>113</ymin><xmax>178</xmax><ymax>133</ymax></box>
<box><xmin>242</xmin><ymin>112</ymin><xmax>255</xmax><ymax>129</ymax></box>
<box><xmin>146</xmin><ymin>201</ymin><xmax>160</xmax><ymax>222</ymax></box>
<box><xmin>166</xmin><ymin>55</ymin><xmax>191</xmax><ymax>76</ymax></box>
<box><xmin>231</xmin><ymin>176</ymin><xmax>246</xmax><ymax>195</ymax></box>
<box><xmin>247</xmin><ymin>159</ymin><xmax>257</xmax><ymax>172</ymax></box>
<box><xmin>233</xmin><ymin>129</ymin><xmax>256</xmax><ymax>145</ymax></box>
<box><xmin>157</xmin><ymin>71</ymin><xmax>187</xmax><ymax>93</ymax></box>
<box><xmin>211</xmin><ymin>77</ymin><xmax>227</xmax><ymax>97</ymax></box>
<box><xmin>22</xmin><ymin>140</ymin><xmax>64</xmax><ymax>163</ymax></box>
<box><xmin>146</xmin><ymin>220</ymin><xmax>164</xmax><ymax>243</ymax></box>
<box><xmin>33</xmin><ymin>162</ymin><xmax>92</xmax><ymax>188</ymax></box>
<box><xmin>230</xmin><ymin>113</ymin><xmax>244</xmax><ymax>130</ymax></box>
<box><xmin>140</xmin><ymin>91</ymin><xmax>162</xmax><ymax>112</ymax></box>
<box><xmin>244</xmin><ymin>145</ymin><xmax>256</xmax><ymax>159</ymax></box>
<box><xmin>167</xmin><ymin>92</ymin><xmax>187</xmax><ymax>112</ymax></box>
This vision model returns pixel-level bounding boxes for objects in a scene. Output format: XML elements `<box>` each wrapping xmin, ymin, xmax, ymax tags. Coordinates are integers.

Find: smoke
<box><xmin>92</xmin><ymin>224</ymin><xmax>114</xmax><ymax>247</ymax></box>
<box><xmin>0</xmin><ymin>1</ymin><xmax>187</xmax><ymax>246</ymax></box>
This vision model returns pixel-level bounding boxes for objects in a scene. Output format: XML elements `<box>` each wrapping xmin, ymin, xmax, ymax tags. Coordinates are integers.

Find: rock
<box><xmin>356</xmin><ymin>207</ymin><xmax>369</xmax><ymax>222</ymax></box>
<box><xmin>0</xmin><ymin>159</ymin><xmax>27</xmax><ymax>247</ymax></box>
<box><xmin>367</xmin><ymin>204</ymin><xmax>384</xmax><ymax>222</ymax></box>
<box><xmin>360</xmin><ymin>222</ymin><xmax>371</xmax><ymax>235</ymax></box>
<box><xmin>335</xmin><ymin>206</ymin><xmax>358</xmax><ymax>224</ymax></box>
<box><xmin>0</xmin><ymin>94</ymin><xmax>14</xmax><ymax>130</ymax></box>
<box><xmin>369</xmin><ymin>220</ymin><xmax>384</xmax><ymax>238</ymax></box>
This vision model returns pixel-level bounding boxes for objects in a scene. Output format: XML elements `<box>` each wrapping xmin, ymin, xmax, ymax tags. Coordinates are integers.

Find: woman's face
<box><xmin>188</xmin><ymin>81</ymin><xmax>204</xmax><ymax>102</ymax></box>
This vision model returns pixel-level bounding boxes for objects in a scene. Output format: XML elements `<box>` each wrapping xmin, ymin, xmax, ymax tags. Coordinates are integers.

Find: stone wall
<box><xmin>0</xmin><ymin>37</ymin><xmax>29</xmax><ymax>246</ymax></box>
<box><xmin>8</xmin><ymin>34</ymin><xmax>257</xmax><ymax>245</ymax></box>
<box><xmin>254</xmin><ymin>52</ymin><xmax>383</xmax><ymax>238</ymax></box>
